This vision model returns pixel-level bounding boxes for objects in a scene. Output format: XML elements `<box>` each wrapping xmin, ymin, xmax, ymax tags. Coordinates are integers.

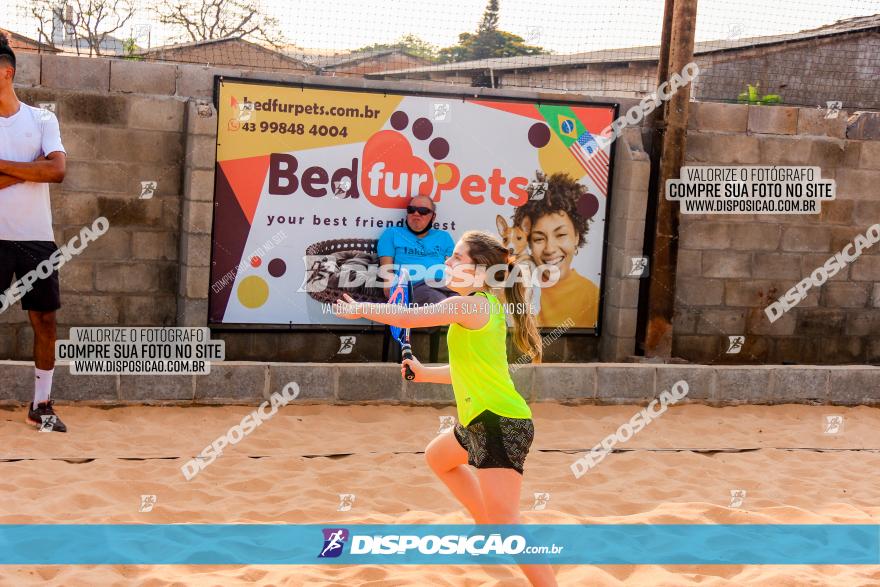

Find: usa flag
<box><xmin>569</xmin><ymin>130</ymin><xmax>610</xmax><ymax>197</ymax></box>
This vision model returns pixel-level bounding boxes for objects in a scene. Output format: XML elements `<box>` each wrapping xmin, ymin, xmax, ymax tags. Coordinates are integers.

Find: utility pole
<box><xmin>644</xmin><ymin>0</ymin><xmax>698</xmax><ymax>358</ymax></box>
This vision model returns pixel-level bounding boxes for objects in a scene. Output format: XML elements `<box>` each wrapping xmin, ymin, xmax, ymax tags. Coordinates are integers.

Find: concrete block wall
<box><xmin>488</xmin><ymin>62</ymin><xmax>656</xmax><ymax>96</ymax></box>
<box><xmin>3</xmin><ymin>54</ymin><xmax>209</xmax><ymax>359</ymax></box>
<box><xmin>178</xmin><ymin>99</ymin><xmax>216</xmax><ymax>326</ymax></box>
<box><xmin>7</xmin><ymin>53</ymin><xmax>878</xmax><ymax>369</ymax></box>
<box><xmin>695</xmin><ymin>32</ymin><xmax>880</xmax><ymax>110</ymax></box>
<box><xmin>676</xmin><ymin>102</ymin><xmax>880</xmax><ymax>364</ymax></box>
<box><xmin>599</xmin><ymin>128</ymin><xmax>651</xmax><ymax>360</ymax></box>
<box><xmin>1</xmin><ymin>83</ymin><xmax>186</xmax><ymax>359</ymax></box>
<box><xmin>1</xmin><ymin>360</ymin><xmax>877</xmax><ymax>406</ymax></box>
<box><xmin>6</xmin><ymin>53</ymin><xmax>642</xmax><ymax>363</ymax></box>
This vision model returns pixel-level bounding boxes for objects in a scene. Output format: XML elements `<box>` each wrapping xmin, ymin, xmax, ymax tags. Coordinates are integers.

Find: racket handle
<box><xmin>401</xmin><ymin>345</ymin><xmax>416</xmax><ymax>381</ymax></box>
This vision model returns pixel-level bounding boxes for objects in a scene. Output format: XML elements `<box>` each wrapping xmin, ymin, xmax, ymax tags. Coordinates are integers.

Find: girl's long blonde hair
<box><xmin>459</xmin><ymin>230</ymin><xmax>542</xmax><ymax>363</ymax></box>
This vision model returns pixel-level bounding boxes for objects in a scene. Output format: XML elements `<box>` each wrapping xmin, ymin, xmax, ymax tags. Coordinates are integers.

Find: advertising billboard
<box><xmin>210</xmin><ymin>77</ymin><xmax>616</xmax><ymax>331</ymax></box>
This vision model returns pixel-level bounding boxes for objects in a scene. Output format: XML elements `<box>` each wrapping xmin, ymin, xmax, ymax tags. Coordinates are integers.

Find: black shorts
<box><xmin>0</xmin><ymin>240</ymin><xmax>62</xmax><ymax>312</ymax></box>
<box><xmin>453</xmin><ymin>410</ymin><xmax>535</xmax><ymax>474</ymax></box>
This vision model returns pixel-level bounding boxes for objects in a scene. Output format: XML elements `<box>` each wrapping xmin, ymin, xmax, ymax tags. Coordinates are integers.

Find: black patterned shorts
<box><xmin>453</xmin><ymin>410</ymin><xmax>535</xmax><ymax>474</ymax></box>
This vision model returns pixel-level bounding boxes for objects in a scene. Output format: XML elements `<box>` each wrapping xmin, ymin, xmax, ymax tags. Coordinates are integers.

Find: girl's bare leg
<box><xmin>477</xmin><ymin>468</ymin><xmax>558</xmax><ymax>587</ymax></box>
<box><xmin>424</xmin><ymin>432</ymin><xmax>489</xmax><ymax>524</ymax></box>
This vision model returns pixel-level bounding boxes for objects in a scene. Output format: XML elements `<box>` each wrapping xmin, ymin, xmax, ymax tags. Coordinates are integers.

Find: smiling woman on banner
<box><xmin>513</xmin><ymin>173</ymin><xmax>599</xmax><ymax>328</ymax></box>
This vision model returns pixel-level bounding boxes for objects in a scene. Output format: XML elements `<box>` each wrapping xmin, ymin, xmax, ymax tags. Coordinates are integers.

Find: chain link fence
<box><xmin>2</xmin><ymin>1</ymin><xmax>879</xmax><ymax>108</ymax></box>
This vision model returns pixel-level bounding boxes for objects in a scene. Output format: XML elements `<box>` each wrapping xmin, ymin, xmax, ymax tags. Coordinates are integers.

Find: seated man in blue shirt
<box><xmin>377</xmin><ymin>195</ymin><xmax>455</xmax><ymax>305</ymax></box>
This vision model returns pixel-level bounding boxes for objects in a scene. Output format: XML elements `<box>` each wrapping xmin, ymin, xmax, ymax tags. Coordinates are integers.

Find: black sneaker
<box><xmin>27</xmin><ymin>400</ymin><xmax>67</xmax><ymax>433</ymax></box>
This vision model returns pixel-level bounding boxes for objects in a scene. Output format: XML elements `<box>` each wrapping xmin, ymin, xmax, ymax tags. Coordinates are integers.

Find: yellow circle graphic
<box><xmin>237</xmin><ymin>275</ymin><xmax>269</xmax><ymax>308</ymax></box>
<box><xmin>434</xmin><ymin>163</ymin><xmax>453</xmax><ymax>185</ymax></box>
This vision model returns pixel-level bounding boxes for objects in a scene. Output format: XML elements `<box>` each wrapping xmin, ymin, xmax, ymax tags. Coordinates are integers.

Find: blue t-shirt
<box><xmin>377</xmin><ymin>226</ymin><xmax>455</xmax><ymax>283</ymax></box>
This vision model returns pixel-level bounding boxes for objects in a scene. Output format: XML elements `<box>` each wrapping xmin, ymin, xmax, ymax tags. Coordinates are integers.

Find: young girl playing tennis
<box><xmin>334</xmin><ymin>230</ymin><xmax>557</xmax><ymax>587</ymax></box>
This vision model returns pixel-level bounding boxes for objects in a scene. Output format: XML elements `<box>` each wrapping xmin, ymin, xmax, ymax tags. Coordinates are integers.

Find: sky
<box><xmin>4</xmin><ymin>0</ymin><xmax>879</xmax><ymax>54</ymax></box>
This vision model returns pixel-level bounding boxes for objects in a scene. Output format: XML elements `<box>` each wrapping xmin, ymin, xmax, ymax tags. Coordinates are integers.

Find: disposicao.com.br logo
<box><xmin>318</xmin><ymin>527</ymin><xmax>563</xmax><ymax>558</ymax></box>
<box><xmin>318</xmin><ymin>528</ymin><xmax>349</xmax><ymax>558</ymax></box>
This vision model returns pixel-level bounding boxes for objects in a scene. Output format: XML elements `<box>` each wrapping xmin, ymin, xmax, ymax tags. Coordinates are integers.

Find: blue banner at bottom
<box><xmin>0</xmin><ymin>524</ymin><xmax>877</xmax><ymax>565</ymax></box>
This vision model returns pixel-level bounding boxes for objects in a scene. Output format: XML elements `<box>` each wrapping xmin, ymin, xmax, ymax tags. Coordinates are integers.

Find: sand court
<box><xmin>2</xmin><ymin>402</ymin><xmax>879</xmax><ymax>585</ymax></box>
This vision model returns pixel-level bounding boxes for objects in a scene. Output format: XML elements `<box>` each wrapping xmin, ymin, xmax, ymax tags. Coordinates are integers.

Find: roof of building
<box><xmin>375</xmin><ymin>13</ymin><xmax>880</xmax><ymax>76</ymax></box>
<box><xmin>55</xmin><ymin>34</ymin><xmax>135</xmax><ymax>55</ymax></box>
<box><xmin>0</xmin><ymin>27</ymin><xmax>62</xmax><ymax>53</ymax></box>
<box><xmin>136</xmin><ymin>35</ymin><xmax>316</xmax><ymax>70</ymax></box>
<box><xmin>305</xmin><ymin>47</ymin><xmax>429</xmax><ymax>68</ymax></box>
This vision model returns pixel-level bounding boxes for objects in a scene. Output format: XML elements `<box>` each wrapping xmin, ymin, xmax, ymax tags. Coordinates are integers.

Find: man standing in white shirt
<box><xmin>0</xmin><ymin>33</ymin><xmax>69</xmax><ymax>432</ymax></box>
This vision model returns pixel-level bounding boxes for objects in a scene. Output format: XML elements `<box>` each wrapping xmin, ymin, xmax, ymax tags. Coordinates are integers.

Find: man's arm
<box><xmin>379</xmin><ymin>255</ymin><xmax>394</xmax><ymax>298</ymax></box>
<box><xmin>0</xmin><ymin>151</ymin><xmax>66</xmax><ymax>183</ymax></box>
<box><xmin>0</xmin><ymin>173</ymin><xmax>23</xmax><ymax>190</ymax></box>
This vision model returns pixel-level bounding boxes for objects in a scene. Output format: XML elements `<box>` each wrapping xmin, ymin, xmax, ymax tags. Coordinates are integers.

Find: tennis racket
<box><xmin>388</xmin><ymin>268</ymin><xmax>416</xmax><ymax>381</ymax></box>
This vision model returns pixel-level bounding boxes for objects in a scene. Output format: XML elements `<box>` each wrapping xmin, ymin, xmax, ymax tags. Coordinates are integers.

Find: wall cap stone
<box><xmin>2</xmin><ymin>361</ymin><xmax>876</xmax><ymax>406</ymax></box>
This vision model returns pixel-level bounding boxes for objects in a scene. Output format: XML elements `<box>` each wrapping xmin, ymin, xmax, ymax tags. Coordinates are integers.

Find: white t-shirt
<box><xmin>0</xmin><ymin>102</ymin><xmax>66</xmax><ymax>242</ymax></box>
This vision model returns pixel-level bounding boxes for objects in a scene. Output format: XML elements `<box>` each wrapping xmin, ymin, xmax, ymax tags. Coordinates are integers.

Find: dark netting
<box><xmin>3</xmin><ymin>1</ymin><xmax>878</xmax><ymax>108</ymax></box>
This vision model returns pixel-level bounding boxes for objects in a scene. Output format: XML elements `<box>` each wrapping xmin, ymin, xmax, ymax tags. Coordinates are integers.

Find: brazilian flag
<box><xmin>537</xmin><ymin>104</ymin><xmax>588</xmax><ymax>148</ymax></box>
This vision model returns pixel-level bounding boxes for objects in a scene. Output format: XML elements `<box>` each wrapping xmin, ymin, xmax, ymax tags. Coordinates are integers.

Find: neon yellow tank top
<box><xmin>447</xmin><ymin>291</ymin><xmax>532</xmax><ymax>426</ymax></box>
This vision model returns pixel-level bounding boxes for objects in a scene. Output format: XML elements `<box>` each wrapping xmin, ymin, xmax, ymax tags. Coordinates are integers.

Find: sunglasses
<box><xmin>406</xmin><ymin>206</ymin><xmax>433</xmax><ymax>216</ymax></box>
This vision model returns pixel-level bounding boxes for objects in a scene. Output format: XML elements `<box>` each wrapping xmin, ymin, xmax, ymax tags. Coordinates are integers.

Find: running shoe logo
<box><xmin>318</xmin><ymin>528</ymin><xmax>349</xmax><ymax>558</ymax></box>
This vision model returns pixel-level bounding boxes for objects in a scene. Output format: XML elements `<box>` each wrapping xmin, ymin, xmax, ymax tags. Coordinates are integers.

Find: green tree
<box><xmin>122</xmin><ymin>37</ymin><xmax>143</xmax><ymax>60</ymax></box>
<box><xmin>736</xmin><ymin>83</ymin><xmax>782</xmax><ymax>105</ymax></box>
<box><xmin>439</xmin><ymin>0</ymin><xmax>544</xmax><ymax>63</ymax></box>
<box><xmin>353</xmin><ymin>34</ymin><xmax>438</xmax><ymax>62</ymax></box>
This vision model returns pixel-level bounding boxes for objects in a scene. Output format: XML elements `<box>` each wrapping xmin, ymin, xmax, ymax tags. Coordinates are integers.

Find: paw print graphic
<box><xmin>387</xmin><ymin>111</ymin><xmax>449</xmax><ymax>160</ymax></box>
<box><xmin>360</xmin><ymin>111</ymin><xmax>456</xmax><ymax>208</ymax></box>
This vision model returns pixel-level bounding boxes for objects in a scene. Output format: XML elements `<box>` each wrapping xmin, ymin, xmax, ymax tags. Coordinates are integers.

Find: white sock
<box><xmin>33</xmin><ymin>368</ymin><xmax>54</xmax><ymax>409</ymax></box>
